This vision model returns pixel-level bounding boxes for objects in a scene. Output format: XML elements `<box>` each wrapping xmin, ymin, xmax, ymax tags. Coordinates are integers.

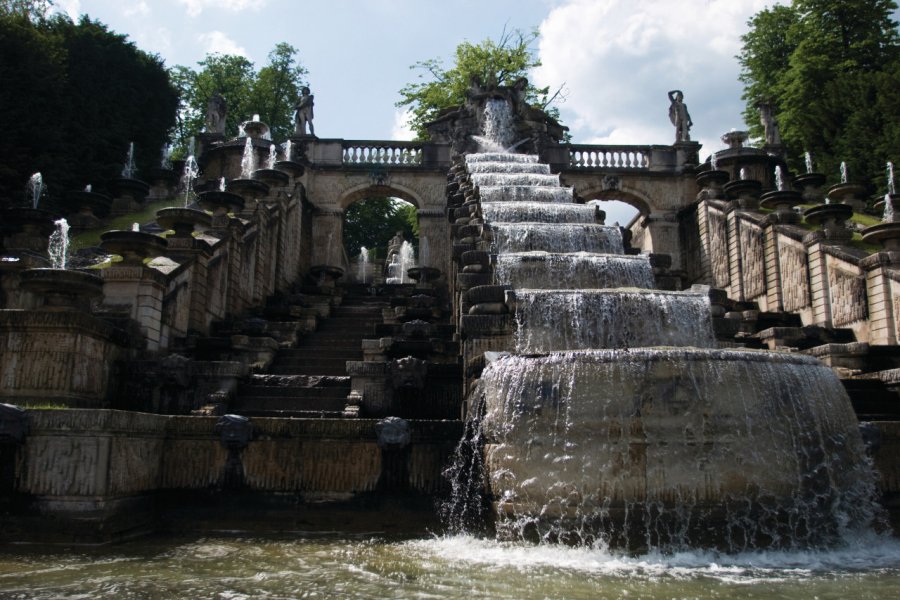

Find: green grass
<box><xmin>69</xmin><ymin>199</ymin><xmax>176</xmax><ymax>252</ymax></box>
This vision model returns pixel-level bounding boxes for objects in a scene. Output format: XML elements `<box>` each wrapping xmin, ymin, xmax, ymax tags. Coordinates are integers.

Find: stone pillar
<box><xmin>416</xmin><ymin>208</ymin><xmax>450</xmax><ymax>285</ymax></box>
<box><xmin>804</xmin><ymin>237</ymin><xmax>833</xmax><ymax>327</ymax></box>
<box><xmin>101</xmin><ymin>265</ymin><xmax>168</xmax><ymax>351</ymax></box>
<box><xmin>638</xmin><ymin>211</ymin><xmax>682</xmax><ymax>272</ymax></box>
<box><xmin>860</xmin><ymin>252</ymin><xmax>900</xmax><ymax>345</ymax></box>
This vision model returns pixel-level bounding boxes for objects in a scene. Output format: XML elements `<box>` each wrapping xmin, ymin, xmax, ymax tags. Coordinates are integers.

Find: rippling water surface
<box><xmin>2</xmin><ymin>533</ymin><xmax>900</xmax><ymax>599</ymax></box>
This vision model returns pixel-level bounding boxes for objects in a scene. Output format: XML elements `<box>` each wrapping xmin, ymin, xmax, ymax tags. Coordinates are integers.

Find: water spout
<box><xmin>219</xmin><ymin>177</ymin><xmax>226</xmax><ymax>192</ymax></box>
<box><xmin>84</xmin><ymin>184</ymin><xmax>92</xmax><ymax>192</ymax></box>
<box><xmin>840</xmin><ymin>161</ymin><xmax>848</xmax><ymax>184</ymax></box>
<box><xmin>284</xmin><ymin>140</ymin><xmax>293</xmax><ymax>162</ymax></box>
<box><xmin>357</xmin><ymin>246</ymin><xmax>369</xmax><ymax>284</ymax></box>
<box><xmin>240</xmin><ymin>137</ymin><xmax>256</xmax><ymax>179</ymax></box>
<box><xmin>160</xmin><ymin>144</ymin><xmax>172</xmax><ymax>169</ymax></box>
<box><xmin>775</xmin><ymin>165</ymin><xmax>785</xmax><ymax>191</ymax></box>
<box><xmin>267</xmin><ymin>144</ymin><xmax>277</xmax><ymax>169</ymax></box>
<box><xmin>884</xmin><ymin>193</ymin><xmax>895</xmax><ymax>222</ymax></box>
<box><xmin>887</xmin><ymin>162</ymin><xmax>895</xmax><ymax>196</ymax></box>
<box><xmin>132</xmin><ymin>222</ymin><xmax>140</xmax><ymax>232</ymax></box>
<box><xmin>398</xmin><ymin>240</ymin><xmax>416</xmax><ymax>284</ymax></box>
<box><xmin>48</xmin><ymin>218</ymin><xmax>70</xmax><ymax>269</ymax></box>
<box><xmin>121</xmin><ymin>142</ymin><xmax>137</xmax><ymax>179</ymax></box>
<box><xmin>27</xmin><ymin>172</ymin><xmax>43</xmax><ymax>209</ymax></box>
<box><xmin>739</xmin><ymin>168</ymin><xmax>748</xmax><ymax>181</ymax></box>
<box><xmin>180</xmin><ymin>155</ymin><xmax>199</xmax><ymax>207</ymax></box>
<box><xmin>804</xmin><ymin>151</ymin><xmax>813</xmax><ymax>174</ymax></box>
<box><xmin>710</xmin><ymin>152</ymin><xmax>718</xmax><ymax>170</ymax></box>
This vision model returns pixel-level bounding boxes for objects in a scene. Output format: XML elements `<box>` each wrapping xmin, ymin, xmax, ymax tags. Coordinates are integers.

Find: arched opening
<box><xmin>586</xmin><ymin>199</ymin><xmax>641</xmax><ymax>228</ymax></box>
<box><xmin>342</xmin><ymin>196</ymin><xmax>418</xmax><ymax>284</ymax></box>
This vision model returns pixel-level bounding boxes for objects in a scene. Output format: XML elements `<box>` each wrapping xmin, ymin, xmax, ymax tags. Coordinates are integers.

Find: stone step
<box><xmin>268</xmin><ymin>363</ymin><xmax>348</xmax><ymax>376</ymax></box>
<box><xmin>271</xmin><ymin>357</ymin><xmax>353</xmax><ymax>369</ymax></box>
<box><xmin>238</xmin><ymin>384</ymin><xmax>350</xmax><ymax>399</ymax></box>
<box><xmin>237</xmin><ymin>409</ymin><xmax>346</xmax><ymax>419</ymax></box>
<box><xmin>275</xmin><ymin>348</ymin><xmax>362</xmax><ymax>359</ymax></box>
<box><xmin>232</xmin><ymin>395</ymin><xmax>348</xmax><ymax>412</ymax></box>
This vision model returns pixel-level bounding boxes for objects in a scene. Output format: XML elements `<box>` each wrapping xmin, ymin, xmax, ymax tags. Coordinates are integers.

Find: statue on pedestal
<box><xmin>294</xmin><ymin>87</ymin><xmax>315</xmax><ymax>136</ymax></box>
<box><xmin>668</xmin><ymin>90</ymin><xmax>692</xmax><ymax>143</ymax></box>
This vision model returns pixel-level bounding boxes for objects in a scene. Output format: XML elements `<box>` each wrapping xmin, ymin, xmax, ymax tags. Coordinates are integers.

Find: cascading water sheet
<box><xmin>512</xmin><ymin>289</ymin><xmax>715</xmax><ymax>352</ymax></box>
<box><xmin>480</xmin><ymin>349</ymin><xmax>882</xmax><ymax>550</ymax></box>
<box><xmin>494</xmin><ymin>253</ymin><xmax>655</xmax><ymax>290</ymax></box>
<box><xmin>490</xmin><ymin>223</ymin><xmax>624</xmax><ymax>254</ymax></box>
<box><xmin>481</xmin><ymin>202</ymin><xmax>600</xmax><ymax>224</ymax></box>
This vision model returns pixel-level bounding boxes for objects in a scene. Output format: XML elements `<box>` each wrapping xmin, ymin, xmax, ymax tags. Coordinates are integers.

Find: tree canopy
<box><xmin>396</xmin><ymin>28</ymin><xmax>563</xmax><ymax>140</ymax></box>
<box><xmin>738</xmin><ymin>0</ymin><xmax>900</xmax><ymax>193</ymax></box>
<box><xmin>0</xmin><ymin>12</ymin><xmax>178</xmax><ymax>205</ymax></box>
<box><xmin>171</xmin><ymin>43</ymin><xmax>307</xmax><ymax>155</ymax></box>
<box><xmin>343</xmin><ymin>198</ymin><xmax>417</xmax><ymax>260</ymax></box>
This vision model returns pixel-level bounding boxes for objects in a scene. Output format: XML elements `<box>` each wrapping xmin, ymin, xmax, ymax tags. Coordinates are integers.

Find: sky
<box><xmin>52</xmin><ymin>0</ymin><xmax>790</xmax><ymax>159</ymax></box>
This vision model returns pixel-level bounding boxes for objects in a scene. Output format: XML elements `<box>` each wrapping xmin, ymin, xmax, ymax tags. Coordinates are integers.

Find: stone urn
<box><xmin>99</xmin><ymin>230</ymin><xmax>168</xmax><ymax>265</ymax></box>
<box><xmin>108</xmin><ymin>177</ymin><xmax>151</xmax><ymax>204</ymax></box>
<box><xmin>760</xmin><ymin>189</ymin><xmax>803</xmax><ymax>224</ymax></box>
<box><xmin>695</xmin><ymin>169</ymin><xmax>730</xmax><ymax>200</ymax></box>
<box><xmin>792</xmin><ymin>172</ymin><xmax>827</xmax><ymax>204</ymax></box>
<box><xmin>723</xmin><ymin>178</ymin><xmax>763</xmax><ymax>210</ymax></box>
<box><xmin>156</xmin><ymin>207</ymin><xmax>212</xmax><ymax>237</ymax></box>
<box><xmin>0</xmin><ymin>208</ymin><xmax>57</xmax><ymax>262</ymax></box>
<box><xmin>226</xmin><ymin>178</ymin><xmax>270</xmax><ymax>203</ymax></box>
<box><xmin>273</xmin><ymin>160</ymin><xmax>305</xmax><ymax>178</ymax></box>
<box><xmin>826</xmin><ymin>182</ymin><xmax>868</xmax><ymax>212</ymax></box>
<box><xmin>861</xmin><ymin>195</ymin><xmax>900</xmax><ymax>251</ymax></box>
<box><xmin>310</xmin><ymin>265</ymin><xmax>344</xmax><ymax>289</ymax></box>
<box><xmin>407</xmin><ymin>266</ymin><xmax>442</xmax><ymax>288</ymax></box>
<box><xmin>804</xmin><ymin>203</ymin><xmax>854</xmax><ymax>242</ymax></box>
<box><xmin>251</xmin><ymin>168</ymin><xmax>290</xmax><ymax>188</ymax></box>
<box><xmin>64</xmin><ymin>190</ymin><xmax>112</xmax><ymax>229</ymax></box>
<box><xmin>241</xmin><ymin>120</ymin><xmax>270</xmax><ymax>139</ymax></box>
<box><xmin>19</xmin><ymin>267</ymin><xmax>104</xmax><ymax>312</ymax></box>
<box><xmin>721</xmin><ymin>130</ymin><xmax>749</xmax><ymax>149</ymax></box>
<box><xmin>196</xmin><ymin>190</ymin><xmax>245</xmax><ymax>217</ymax></box>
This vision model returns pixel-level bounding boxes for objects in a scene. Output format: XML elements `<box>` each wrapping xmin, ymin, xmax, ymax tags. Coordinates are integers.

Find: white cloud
<box><xmin>53</xmin><ymin>0</ymin><xmax>81</xmax><ymax>20</ymax></box>
<box><xmin>134</xmin><ymin>27</ymin><xmax>173</xmax><ymax>57</ymax></box>
<box><xmin>197</xmin><ymin>31</ymin><xmax>248</xmax><ymax>57</ymax></box>
<box><xmin>177</xmin><ymin>0</ymin><xmax>267</xmax><ymax>18</ymax></box>
<box><xmin>123</xmin><ymin>1</ymin><xmax>150</xmax><ymax>18</ymax></box>
<box><xmin>391</xmin><ymin>109</ymin><xmax>415</xmax><ymax>141</ymax></box>
<box><xmin>534</xmin><ymin>0</ymin><xmax>782</xmax><ymax>156</ymax></box>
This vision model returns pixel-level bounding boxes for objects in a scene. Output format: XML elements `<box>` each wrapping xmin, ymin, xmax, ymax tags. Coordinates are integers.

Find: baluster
<box><xmin>350</xmin><ymin>147</ymin><xmax>358</xmax><ymax>163</ymax></box>
<box><xmin>588</xmin><ymin>151</ymin><xmax>597</xmax><ymax>168</ymax></box>
<box><xmin>342</xmin><ymin>147</ymin><xmax>350</xmax><ymax>163</ymax></box>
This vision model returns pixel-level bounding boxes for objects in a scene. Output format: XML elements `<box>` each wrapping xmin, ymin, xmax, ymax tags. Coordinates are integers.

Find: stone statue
<box><xmin>668</xmin><ymin>90</ymin><xmax>692</xmax><ymax>143</ymax></box>
<box><xmin>205</xmin><ymin>93</ymin><xmax>227</xmax><ymax>135</ymax></box>
<box><xmin>757</xmin><ymin>101</ymin><xmax>782</xmax><ymax>146</ymax></box>
<box><xmin>293</xmin><ymin>86</ymin><xmax>315</xmax><ymax>136</ymax></box>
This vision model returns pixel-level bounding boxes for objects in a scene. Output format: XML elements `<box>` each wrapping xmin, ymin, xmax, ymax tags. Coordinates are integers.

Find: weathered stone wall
<box><xmin>10</xmin><ymin>409</ymin><xmax>461</xmax><ymax>505</ymax></box>
<box><xmin>690</xmin><ymin>198</ymin><xmax>900</xmax><ymax>344</ymax></box>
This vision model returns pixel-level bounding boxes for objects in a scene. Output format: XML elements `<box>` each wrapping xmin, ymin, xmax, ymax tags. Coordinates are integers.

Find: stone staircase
<box><xmin>232</xmin><ymin>287</ymin><xmax>390</xmax><ymax>418</ymax></box>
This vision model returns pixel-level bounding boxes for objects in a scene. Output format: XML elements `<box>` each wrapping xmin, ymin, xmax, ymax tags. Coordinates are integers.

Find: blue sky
<box><xmin>53</xmin><ymin>0</ymin><xmax>795</xmax><ymax>158</ymax></box>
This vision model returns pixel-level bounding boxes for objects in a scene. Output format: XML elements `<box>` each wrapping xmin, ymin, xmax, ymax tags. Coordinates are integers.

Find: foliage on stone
<box><xmin>170</xmin><ymin>43</ymin><xmax>307</xmax><ymax>154</ymax></box>
<box><xmin>739</xmin><ymin>0</ymin><xmax>900</xmax><ymax>193</ymax></box>
<box><xmin>343</xmin><ymin>197</ymin><xmax>417</xmax><ymax>260</ymax></box>
<box><xmin>396</xmin><ymin>28</ymin><xmax>564</xmax><ymax>140</ymax></box>
<box><xmin>0</xmin><ymin>12</ymin><xmax>179</xmax><ymax>205</ymax></box>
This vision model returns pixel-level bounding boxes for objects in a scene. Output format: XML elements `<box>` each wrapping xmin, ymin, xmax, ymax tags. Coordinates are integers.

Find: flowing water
<box><xmin>241</xmin><ymin>137</ymin><xmax>257</xmax><ymax>179</ymax></box>
<box><xmin>47</xmin><ymin>218</ymin><xmax>69</xmax><ymax>269</ymax></box>
<box><xmin>459</xmin><ymin>139</ymin><xmax>885</xmax><ymax>554</ymax></box>
<box><xmin>1</xmin><ymin>533</ymin><xmax>898</xmax><ymax>599</ymax></box>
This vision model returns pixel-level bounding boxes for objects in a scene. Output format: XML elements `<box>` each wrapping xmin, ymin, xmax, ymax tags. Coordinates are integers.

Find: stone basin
<box><xmin>695</xmin><ymin>169</ymin><xmax>729</xmax><ymax>191</ymax></box>
<box><xmin>407</xmin><ymin>266</ymin><xmax>441</xmax><ymax>285</ymax></box>
<box><xmin>273</xmin><ymin>160</ymin><xmax>305</xmax><ymax>177</ymax></box>
<box><xmin>156</xmin><ymin>207</ymin><xmax>212</xmax><ymax>236</ymax></box>
<box><xmin>826</xmin><ymin>182</ymin><xmax>868</xmax><ymax>210</ymax></box>
<box><xmin>252</xmin><ymin>168</ymin><xmax>290</xmax><ymax>187</ymax></box>
<box><xmin>759</xmin><ymin>189</ymin><xmax>803</xmax><ymax>223</ymax></box>
<box><xmin>241</xmin><ymin>121</ymin><xmax>269</xmax><ymax>139</ymax></box>
<box><xmin>861</xmin><ymin>222</ymin><xmax>900</xmax><ymax>251</ymax></box>
<box><xmin>226</xmin><ymin>178</ymin><xmax>270</xmax><ymax>200</ymax></box>
<box><xmin>100</xmin><ymin>230</ymin><xmax>168</xmax><ymax>265</ymax></box>
<box><xmin>65</xmin><ymin>190</ymin><xmax>113</xmax><ymax>218</ymax></box>
<box><xmin>723</xmin><ymin>179</ymin><xmax>762</xmax><ymax>209</ymax></box>
<box><xmin>108</xmin><ymin>177</ymin><xmax>151</xmax><ymax>201</ymax></box>
<box><xmin>197</xmin><ymin>190</ymin><xmax>245</xmax><ymax>215</ymax></box>
<box><xmin>19</xmin><ymin>267</ymin><xmax>104</xmax><ymax>311</ymax></box>
<box><xmin>803</xmin><ymin>202</ymin><xmax>853</xmax><ymax>227</ymax></box>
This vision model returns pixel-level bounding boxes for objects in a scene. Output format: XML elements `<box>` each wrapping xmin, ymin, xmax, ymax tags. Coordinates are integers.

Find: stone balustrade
<box><xmin>568</xmin><ymin>144</ymin><xmax>652</xmax><ymax>169</ymax></box>
<box><xmin>342</xmin><ymin>141</ymin><xmax>424</xmax><ymax>166</ymax></box>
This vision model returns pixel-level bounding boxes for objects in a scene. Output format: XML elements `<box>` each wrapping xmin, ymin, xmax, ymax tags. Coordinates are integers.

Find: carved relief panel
<box><xmin>779</xmin><ymin>243</ymin><xmax>810</xmax><ymax>312</ymax></box>
<box><xmin>740</xmin><ymin>222</ymin><xmax>765</xmax><ymax>300</ymax></box>
<box><xmin>708</xmin><ymin>209</ymin><xmax>729</xmax><ymax>288</ymax></box>
<box><xmin>828</xmin><ymin>266</ymin><xmax>867</xmax><ymax>326</ymax></box>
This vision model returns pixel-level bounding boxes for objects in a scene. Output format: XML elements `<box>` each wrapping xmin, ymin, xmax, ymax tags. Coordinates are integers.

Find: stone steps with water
<box><xmin>490</xmin><ymin>223</ymin><xmax>624</xmax><ymax>254</ymax></box>
<box><xmin>453</xmin><ymin>150</ymin><xmax>880</xmax><ymax>551</ymax></box>
<box><xmin>481</xmin><ymin>202</ymin><xmax>600</xmax><ymax>224</ymax></box>
<box><xmin>232</xmin><ymin>290</ymin><xmax>390</xmax><ymax>416</ymax></box>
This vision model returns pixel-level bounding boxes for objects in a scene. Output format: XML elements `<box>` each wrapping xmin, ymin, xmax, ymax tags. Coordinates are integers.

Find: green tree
<box><xmin>739</xmin><ymin>0</ymin><xmax>900</xmax><ymax>192</ymax></box>
<box><xmin>343</xmin><ymin>198</ymin><xmax>417</xmax><ymax>260</ymax></box>
<box><xmin>396</xmin><ymin>28</ymin><xmax>562</xmax><ymax>139</ymax></box>
<box><xmin>170</xmin><ymin>43</ymin><xmax>307</xmax><ymax>154</ymax></box>
<box><xmin>0</xmin><ymin>0</ymin><xmax>53</xmax><ymax>20</ymax></box>
<box><xmin>0</xmin><ymin>13</ymin><xmax>178</xmax><ymax>203</ymax></box>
